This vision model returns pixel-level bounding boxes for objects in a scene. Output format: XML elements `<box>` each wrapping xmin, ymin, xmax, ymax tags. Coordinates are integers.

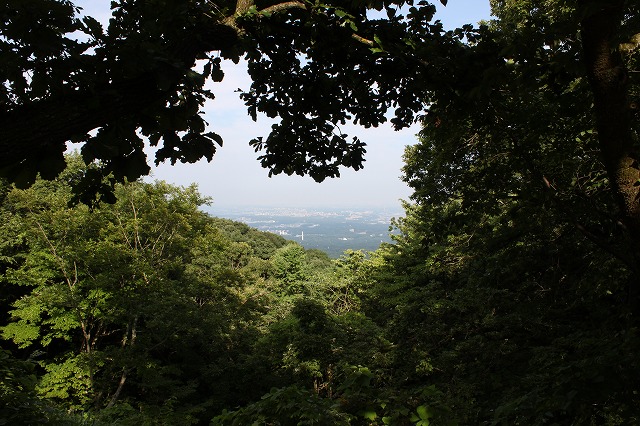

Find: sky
<box><xmin>74</xmin><ymin>1</ymin><xmax>491</xmax><ymax>210</ymax></box>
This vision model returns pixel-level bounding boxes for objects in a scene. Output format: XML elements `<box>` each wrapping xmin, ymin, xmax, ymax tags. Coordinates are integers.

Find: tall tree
<box><xmin>356</xmin><ymin>1</ymin><xmax>640</xmax><ymax>423</ymax></box>
<box><xmin>0</xmin><ymin>158</ymin><xmax>277</xmax><ymax>422</ymax></box>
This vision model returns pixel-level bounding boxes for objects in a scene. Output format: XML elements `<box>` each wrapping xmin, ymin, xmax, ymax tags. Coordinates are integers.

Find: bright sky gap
<box><xmin>73</xmin><ymin>0</ymin><xmax>491</xmax><ymax>209</ymax></box>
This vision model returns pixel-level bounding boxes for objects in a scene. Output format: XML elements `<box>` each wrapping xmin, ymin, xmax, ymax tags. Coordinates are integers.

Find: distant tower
<box><xmin>301</xmin><ymin>231</ymin><xmax>304</xmax><ymax>241</ymax></box>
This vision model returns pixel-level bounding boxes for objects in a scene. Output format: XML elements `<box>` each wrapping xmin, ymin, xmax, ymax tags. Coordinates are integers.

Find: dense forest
<box><xmin>2</xmin><ymin>0</ymin><xmax>640</xmax><ymax>424</ymax></box>
<box><xmin>2</xmin><ymin>146</ymin><xmax>638</xmax><ymax>424</ymax></box>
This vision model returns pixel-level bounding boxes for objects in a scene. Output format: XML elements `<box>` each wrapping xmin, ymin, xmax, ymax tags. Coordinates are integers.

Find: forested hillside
<box><xmin>0</xmin><ymin>156</ymin><xmax>394</xmax><ymax>424</ymax></box>
<box><xmin>1</xmin><ymin>150</ymin><xmax>638</xmax><ymax>424</ymax></box>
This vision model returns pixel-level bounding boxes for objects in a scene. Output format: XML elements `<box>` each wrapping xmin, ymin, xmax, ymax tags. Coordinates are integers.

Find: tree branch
<box><xmin>261</xmin><ymin>1</ymin><xmax>306</xmax><ymax>14</ymax></box>
<box><xmin>537</xmin><ymin>174</ymin><xmax>637</xmax><ymax>272</ymax></box>
<box><xmin>351</xmin><ymin>33</ymin><xmax>375</xmax><ymax>47</ymax></box>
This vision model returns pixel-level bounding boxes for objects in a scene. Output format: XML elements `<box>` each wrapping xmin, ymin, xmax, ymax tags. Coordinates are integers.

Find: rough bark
<box><xmin>580</xmin><ymin>0</ymin><xmax>640</xmax><ymax>293</ymax></box>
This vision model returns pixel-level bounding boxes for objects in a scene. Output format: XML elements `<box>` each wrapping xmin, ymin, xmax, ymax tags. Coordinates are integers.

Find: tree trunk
<box><xmin>105</xmin><ymin>316</ymin><xmax>138</xmax><ymax>409</ymax></box>
<box><xmin>580</xmin><ymin>0</ymin><xmax>640</xmax><ymax>301</ymax></box>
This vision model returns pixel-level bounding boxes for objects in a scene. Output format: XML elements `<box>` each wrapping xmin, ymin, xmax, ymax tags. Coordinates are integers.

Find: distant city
<box><xmin>205</xmin><ymin>206</ymin><xmax>404</xmax><ymax>258</ymax></box>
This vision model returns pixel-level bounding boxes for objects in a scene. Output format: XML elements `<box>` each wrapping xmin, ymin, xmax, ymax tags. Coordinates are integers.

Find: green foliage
<box><xmin>271</xmin><ymin>243</ymin><xmax>309</xmax><ymax>294</ymax></box>
<box><xmin>0</xmin><ymin>349</ymin><xmax>78</xmax><ymax>425</ymax></box>
<box><xmin>211</xmin><ymin>385</ymin><xmax>352</xmax><ymax>426</ymax></box>
<box><xmin>2</xmin><ymin>1</ymin><xmax>640</xmax><ymax>423</ymax></box>
<box><xmin>0</xmin><ymin>158</ymin><xmax>289</xmax><ymax>422</ymax></box>
<box><xmin>212</xmin><ymin>366</ymin><xmax>456</xmax><ymax>426</ymax></box>
<box><xmin>2</xmin><ymin>157</ymin><xmax>430</xmax><ymax>424</ymax></box>
<box><xmin>207</xmin><ymin>217</ymin><xmax>288</xmax><ymax>259</ymax></box>
<box><xmin>355</xmin><ymin>2</ymin><xmax>640</xmax><ymax>421</ymax></box>
<box><xmin>0</xmin><ymin>0</ymin><xmax>230</xmax><ymax>202</ymax></box>
<box><xmin>37</xmin><ymin>355</ymin><xmax>94</xmax><ymax>409</ymax></box>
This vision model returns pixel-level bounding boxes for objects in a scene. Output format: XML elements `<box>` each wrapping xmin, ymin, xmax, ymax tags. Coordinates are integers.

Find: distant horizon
<box><xmin>203</xmin><ymin>203</ymin><xmax>407</xmax><ymax>214</ymax></box>
<box><xmin>205</xmin><ymin>205</ymin><xmax>403</xmax><ymax>257</ymax></box>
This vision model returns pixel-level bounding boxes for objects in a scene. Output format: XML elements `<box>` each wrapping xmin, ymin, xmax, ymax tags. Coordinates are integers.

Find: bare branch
<box><xmin>261</xmin><ymin>1</ymin><xmax>306</xmax><ymax>14</ymax></box>
<box><xmin>224</xmin><ymin>0</ymin><xmax>308</xmax><ymax>32</ymax></box>
<box><xmin>351</xmin><ymin>33</ymin><xmax>375</xmax><ymax>47</ymax></box>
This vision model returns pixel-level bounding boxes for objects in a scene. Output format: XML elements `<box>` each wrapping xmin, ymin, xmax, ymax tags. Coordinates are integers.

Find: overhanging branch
<box><xmin>261</xmin><ymin>1</ymin><xmax>306</xmax><ymax>14</ymax></box>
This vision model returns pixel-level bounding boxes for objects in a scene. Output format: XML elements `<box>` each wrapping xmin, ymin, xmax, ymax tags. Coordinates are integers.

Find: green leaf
<box><xmin>334</xmin><ymin>9</ymin><xmax>347</xmax><ymax>18</ymax></box>
<box><xmin>416</xmin><ymin>405</ymin><xmax>430</xmax><ymax>420</ymax></box>
<box><xmin>362</xmin><ymin>410</ymin><xmax>377</xmax><ymax>420</ymax></box>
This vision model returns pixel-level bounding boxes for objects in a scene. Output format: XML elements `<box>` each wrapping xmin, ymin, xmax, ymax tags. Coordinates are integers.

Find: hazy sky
<box><xmin>74</xmin><ymin>1</ymin><xmax>491</xmax><ymax>209</ymax></box>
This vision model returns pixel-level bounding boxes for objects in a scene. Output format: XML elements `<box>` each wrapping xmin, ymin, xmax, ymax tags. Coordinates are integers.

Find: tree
<box><xmin>354</xmin><ymin>1</ymin><xmax>640</xmax><ymax>422</ymax></box>
<box><xmin>271</xmin><ymin>243</ymin><xmax>309</xmax><ymax>294</ymax></box>
<box><xmin>483</xmin><ymin>0</ymin><xmax>640</xmax><ymax>300</ymax></box>
<box><xmin>0</xmin><ymin>158</ymin><xmax>283</xmax><ymax>422</ymax></box>
<box><xmin>0</xmin><ymin>349</ymin><xmax>79</xmax><ymax>425</ymax></box>
<box><xmin>578</xmin><ymin>0</ymin><xmax>640</xmax><ymax>253</ymax></box>
<box><xmin>365</xmin><ymin>108</ymin><xmax>640</xmax><ymax>422</ymax></box>
<box><xmin>207</xmin><ymin>217</ymin><xmax>288</xmax><ymax>259</ymax></box>
<box><xmin>0</xmin><ymin>0</ymin><xmax>387</xmax><ymax>194</ymax></box>
<box><xmin>0</xmin><ymin>165</ymin><xmax>200</xmax><ymax>409</ymax></box>
<box><xmin>2</xmin><ymin>0</ymin><xmax>496</xmax><ymax>207</ymax></box>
